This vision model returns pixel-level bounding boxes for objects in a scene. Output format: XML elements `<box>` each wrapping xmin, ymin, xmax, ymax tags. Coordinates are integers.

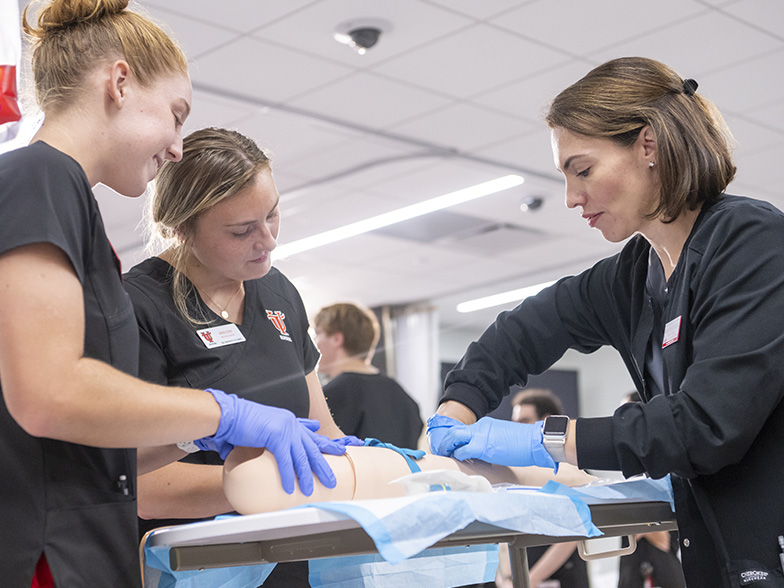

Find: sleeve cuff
<box><xmin>575</xmin><ymin>416</ymin><xmax>621</xmax><ymax>470</ymax></box>
<box><xmin>440</xmin><ymin>382</ymin><xmax>488</xmax><ymax>420</ymax></box>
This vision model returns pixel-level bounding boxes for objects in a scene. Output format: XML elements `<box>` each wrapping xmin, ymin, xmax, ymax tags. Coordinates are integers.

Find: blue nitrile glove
<box><xmin>439</xmin><ymin>417</ymin><xmax>556</xmax><ymax>470</ymax></box>
<box><xmin>297</xmin><ymin>418</ymin><xmax>364</xmax><ymax>454</ymax></box>
<box><xmin>194</xmin><ymin>389</ymin><xmax>336</xmax><ymax>496</ymax></box>
<box><xmin>335</xmin><ymin>435</ymin><xmax>364</xmax><ymax>447</ymax></box>
<box><xmin>426</xmin><ymin>414</ymin><xmax>465</xmax><ymax>456</ymax></box>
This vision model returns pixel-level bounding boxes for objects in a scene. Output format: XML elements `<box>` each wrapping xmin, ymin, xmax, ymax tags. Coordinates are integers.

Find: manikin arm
<box><xmin>137</xmin><ymin>371</ymin><xmax>347</xmax><ymax>520</ymax></box>
<box><xmin>224</xmin><ymin>445</ymin><xmax>595</xmax><ymax>515</ymax></box>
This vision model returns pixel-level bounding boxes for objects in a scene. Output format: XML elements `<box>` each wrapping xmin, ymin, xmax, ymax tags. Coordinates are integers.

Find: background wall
<box><xmin>437</xmin><ymin>324</ymin><xmax>635</xmax><ymax>419</ymax></box>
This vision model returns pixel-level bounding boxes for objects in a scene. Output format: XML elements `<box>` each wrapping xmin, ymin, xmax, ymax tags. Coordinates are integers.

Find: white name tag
<box><xmin>196</xmin><ymin>323</ymin><xmax>246</xmax><ymax>349</ymax></box>
<box><xmin>662</xmin><ymin>315</ymin><xmax>682</xmax><ymax>349</ymax></box>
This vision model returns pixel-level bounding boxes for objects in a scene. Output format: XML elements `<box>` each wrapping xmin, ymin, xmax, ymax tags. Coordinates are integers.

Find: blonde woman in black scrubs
<box><xmin>0</xmin><ymin>3</ymin><xmax>340</xmax><ymax>586</ymax></box>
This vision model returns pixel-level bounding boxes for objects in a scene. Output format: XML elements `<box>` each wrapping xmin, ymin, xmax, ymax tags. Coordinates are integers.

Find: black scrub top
<box><xmin>124</xmin><ymin>258</ymin><xmax>318</xmax><ymax>424</ymax></box>
<box><xmin>125</xmin><ymin>258</ymin><xmax>320</xmax><ymax>586</ymax></box>
<box><xmin>0</xmin><ymin>141</ymin><xmax>141</xmax><ymax>588</ymax></box>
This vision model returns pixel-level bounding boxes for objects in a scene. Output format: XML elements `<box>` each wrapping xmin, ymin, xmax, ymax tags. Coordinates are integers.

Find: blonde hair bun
<box><xmin>24</xmin><ymin>0</ymin><xmax>129</xmax><ymax>37</ymax></box>
<box><xmin>22</xmin><ymin>0</ymin><xmax>186</xmax><ymax>113</ymax></box>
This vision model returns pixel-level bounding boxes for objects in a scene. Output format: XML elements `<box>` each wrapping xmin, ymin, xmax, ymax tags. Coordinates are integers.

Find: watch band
<box><xmin>542</xmin><ymin>415</ymin><xmax>569</xmax><ymax>463</ymax></box>
<box><xmin>177</xmin><ymin>440</ymin><xmax>201</xmax><ymax>454</ymax></box>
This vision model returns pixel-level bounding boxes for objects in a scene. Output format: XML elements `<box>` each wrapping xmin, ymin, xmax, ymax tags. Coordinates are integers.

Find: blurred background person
<box><xmin>314</xmin><ymin>302</ymin><xmax>423</xmax><ymax>449</ymax></box>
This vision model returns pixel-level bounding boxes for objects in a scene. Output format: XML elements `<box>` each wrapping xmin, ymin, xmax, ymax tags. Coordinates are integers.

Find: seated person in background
<box><xmin>496</xmin><ymin>389</ymin><xmax>590</xmax><ymax>588</ymax></box>
<box><xmin>224</xmin><ymin>444</ymin><xmax>596</xmax><ymax>514</ymax></box>
<box><xmin>617</xmin><ymin>392</ymin><xmax>685</xmax><ymax>588</ymax></box>
<box><xmin>313</xmin><ymin>303</ymin><xmax>423</xmax><ymax>449</ymax></box>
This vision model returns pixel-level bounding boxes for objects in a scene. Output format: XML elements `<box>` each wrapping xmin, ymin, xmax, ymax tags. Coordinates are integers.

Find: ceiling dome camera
<box><xmin>334</xmin><ymin>18</ymin><xmax>391</xmax><ymax>55</ymax></box>
<box><xmin>347</xmin><ymin>27</ymin><xmax>381</xmax><ymax>53</ymax></box>
<box><xmin>520</xmin><ymin>195</ymin><xmax>544</xmax><ymax>212</ymax></box>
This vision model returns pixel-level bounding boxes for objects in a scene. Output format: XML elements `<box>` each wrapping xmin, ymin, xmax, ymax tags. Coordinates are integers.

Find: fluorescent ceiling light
<box><xmin>275</xmin><ymin>174</ymin><xmax>524</xmax><ymax>258</ymax></box>
<box><xmin>456</xmin><ymin>280</ymin><xmax>556</xmax><ymax>313</ymax></box>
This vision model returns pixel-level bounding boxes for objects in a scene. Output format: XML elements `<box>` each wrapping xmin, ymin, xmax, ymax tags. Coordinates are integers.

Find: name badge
<box><xmin>662</xmin><ymin>315</ymin><xmax>682</xmax><ymax>349</ymax></box>
<box><xmin>196</xmin><ymin>323</ymin><xmax>246</xmax><ymax>349</ymax></box>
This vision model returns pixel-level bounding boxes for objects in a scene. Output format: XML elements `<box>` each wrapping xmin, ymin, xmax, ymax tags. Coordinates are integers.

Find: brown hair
<box><xmin>546</xmin><ymin>57</ymin><xmax>736</xmax><ymax>222</ymax></box>
<box><xmin>511</xmin><ymin>388</ymin><xmax>563</xmax><ymax>421</ymax></box>
<box><xmin>313</xmin><ymin>303</ymin><xmax>380</xmax><ymax>360</ymax></box>
<box><xmin>149</xmin><ymin>127</ymin><xmax>272</xmax><ymax>323</ymax></box>
<box><xmin>22</xmin><ymin>0</ymin><xmax>187</xmax><ymax>113</ymax></box>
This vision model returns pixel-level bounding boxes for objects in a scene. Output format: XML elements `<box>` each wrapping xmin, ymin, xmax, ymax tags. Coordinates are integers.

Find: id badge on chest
<box><xmin>196</xmin><ymin>323</ymin><xmax>246</xmax><ymax>349</ymax></box>
<box><xmin>662</xmin><ymin>315</ymin><xmax>682</xmax><ymax>349</ymax></box>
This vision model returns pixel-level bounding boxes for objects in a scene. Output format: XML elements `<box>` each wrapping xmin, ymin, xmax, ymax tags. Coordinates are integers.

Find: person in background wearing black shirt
<box><xmin>314</xmin><ymin>303</ymin><xmax>423</xmax><ymax>449</ymax></box>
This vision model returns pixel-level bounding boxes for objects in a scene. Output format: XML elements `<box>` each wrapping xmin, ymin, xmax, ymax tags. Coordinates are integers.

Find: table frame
<box><xmin>146</xmin><ymin>500</ymin><xmax>676</xmax><ymax>588</ymax></box>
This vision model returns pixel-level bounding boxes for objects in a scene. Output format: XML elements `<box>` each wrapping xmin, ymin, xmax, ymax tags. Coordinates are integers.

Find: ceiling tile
<box><xmin>720</xmin><ymin>0</ymin><xmax>784</xmax><ymax>37</ymax></box>
<box><xmin>698</xmin><ymin>48</ymin><xmax>784</xmax><ymax>114</ymax></box>
<box><xmin>732</xmin><ymin>143</ymin><xmax>784</xmax><ymax>195</ymax></box>
<box><xmin>251</xmin><ymin>0</ymin><xmax>473</xmax><ymax>66</ymax></box>
<box><xmin>389</xmin><ymin>101</ymin><xmax>536</xmax><ymax>152</ymax></box>
<box><xmin>423</xmin><ymin>0</ymin><xmax>534</xmax><ymax>20</ymax></box>
<box><xmin>373</xmin><ymin>23</ymin><xmax>568</xmax><ymax>99</ymax></box>
<box><xmin>225</xmin><ymin>108</ymin><xmax>379</xmax><ymax>177</ymax></box>
<box><xmin>136</xmin><ymin>0</ymin><xmax>315</xmax><ymax>34</ymax></box>
<box><xmin>722</xmin><ymin>114</ymin><xmax>784</xmax><ymax>155</ymax></box>
<box><xmin>472</xmin><ymin>60</ymin><xmax>594</xmax><ymax>121</ymax></box>
<box><xmin>588</xmin><ymin>10</ymin><xmax>782</xmax><ymax>78</ymax></box>
<box><xmin>353</xmin><ymin>158</ymin><xmax>528</xmax><ymax>205</ymax></box>
<box><xmin>139</xmin><ymin>6</ymin><xmax>237</xmax><ymax>59</ymax></box>
<box><xmin>474</xmin><ymin>128</ymin><xmax>563</xmax><ymax>186</ymax></box>
<box><xmin>492</xmin><ymin>0</ymin><xmax>706</xmax><ymax>56</ymax></box>
<box><xmin>184</xmin><ymin>90</ymin><xmax>259</xmax><ymax>134</ymax></box>
<box><xmin>191</xmin><ymin>37</ymin><xmax>353</xmax><ymax>103</ymax></box>
<box><xmin>289</xmin><ymin>72</ymin><xmax>452</xmax><ymax>128</ymax></box>
<box><xmin>280</xmin><ymin>135</ymin><xmax>419</xmax><ymax>192</ymax></box>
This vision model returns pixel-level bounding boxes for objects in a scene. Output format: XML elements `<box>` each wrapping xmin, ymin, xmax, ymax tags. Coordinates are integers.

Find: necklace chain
<box><xmin>200</xmin><ymin>283</ymin><xmax>243</xmax><ymax>320</ymax></box>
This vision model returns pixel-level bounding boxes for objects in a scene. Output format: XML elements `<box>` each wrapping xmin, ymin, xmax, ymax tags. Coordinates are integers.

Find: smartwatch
<box><xmin>542</xmin><ymin>415</ymin><xmax>570</xmax><ymax>463</ymax></box>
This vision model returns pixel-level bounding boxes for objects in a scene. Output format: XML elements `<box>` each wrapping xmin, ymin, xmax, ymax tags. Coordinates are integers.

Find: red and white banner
<box><xmin>1</xmin><ymin>0</ymin><xmax>22</xmax><ymax>142</ymax></box>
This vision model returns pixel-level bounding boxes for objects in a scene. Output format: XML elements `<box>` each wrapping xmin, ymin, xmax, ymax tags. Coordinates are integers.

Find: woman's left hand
<box><xmin>440</xmin><ymin>417</ymin><xmax>556</xmax><ymax>469</ymax></box>
<box><xmin>298</xmin><ymin>418</ymin><xmax>363</xmax><ymax>454</ymax></box>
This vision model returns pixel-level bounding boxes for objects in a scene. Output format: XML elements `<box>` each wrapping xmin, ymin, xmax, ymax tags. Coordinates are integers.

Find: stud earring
<box><xmin>649</xmin><ymin>161</ymin><xmax>655</xmax><ymax>168</ymax></box>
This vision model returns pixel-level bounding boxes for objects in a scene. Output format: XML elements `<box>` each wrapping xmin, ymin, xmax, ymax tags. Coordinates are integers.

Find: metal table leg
<box><xmin>507</xmin><ymin>540</ymin><xmax>531</xmax><ymax>588</ymax></box>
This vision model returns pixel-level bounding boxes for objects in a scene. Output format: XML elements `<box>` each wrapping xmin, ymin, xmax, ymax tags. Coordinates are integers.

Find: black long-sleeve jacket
<box><xmin>442</xmin><ymin>195</ymin><xmax>784</xmax><ymax>588</ymax></box>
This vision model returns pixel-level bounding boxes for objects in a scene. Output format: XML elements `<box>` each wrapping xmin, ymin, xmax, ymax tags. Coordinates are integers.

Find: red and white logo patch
<box><xmin>267</xmin><ymin>310</ymin><xmax>292</xmax><ymax>341</ymax></box>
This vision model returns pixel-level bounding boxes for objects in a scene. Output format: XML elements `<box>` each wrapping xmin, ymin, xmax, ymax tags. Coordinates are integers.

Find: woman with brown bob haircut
<box><xmin>429</xmin><ymin>57</ymin><xmax>784</xmax><ymax>587</ymax></box>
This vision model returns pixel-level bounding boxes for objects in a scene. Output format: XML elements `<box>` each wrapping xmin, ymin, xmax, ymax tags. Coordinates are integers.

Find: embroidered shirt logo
<box><xmin>267</xmin><ymin>310</ymin><xmax>292</xmax><ymax>342</ymax></box>
<box><xmin>740</xmin><ymin>570</ymin><xmax>769</xmax><ymax>585</ymax></box>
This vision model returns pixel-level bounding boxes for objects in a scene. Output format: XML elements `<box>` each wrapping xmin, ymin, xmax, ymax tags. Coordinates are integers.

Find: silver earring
<box><xmin>649</xmin><ymin>161</ymin><xmax>655</xmax><ymax>168</ymax></box>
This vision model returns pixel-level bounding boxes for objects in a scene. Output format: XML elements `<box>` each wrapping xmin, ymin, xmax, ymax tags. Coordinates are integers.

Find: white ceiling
<box><xmin>12</xmin><ymin>0</ymin><xmax>784</xmax><ymax>333</ymax></box>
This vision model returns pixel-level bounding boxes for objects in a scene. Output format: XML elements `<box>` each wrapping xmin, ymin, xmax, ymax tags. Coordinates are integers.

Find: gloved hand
<box><xmin>426</xmin><ymin>414</ymin><xmax>466</xmax><ymax>456</ymax></box>
<box><xmin>195</xmin><ymin>389</ymin><xmax>337</xmax><ymax>495</ymax></box>
<box><xmin>297</xmin><ymin>418</ymin><xmax>364</xmax><ymax>454</ymax></box>
<box><xmin>438</xmin><ymin>417</ymin><xmax>556</xmax><ymax>470</ymax></box>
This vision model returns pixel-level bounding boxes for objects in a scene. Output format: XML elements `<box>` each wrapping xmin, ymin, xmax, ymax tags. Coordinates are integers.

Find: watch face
<box><xmin>544</xmin><ymin>415</ymin><xmax>569</xmax><ymax>435</ymax></box>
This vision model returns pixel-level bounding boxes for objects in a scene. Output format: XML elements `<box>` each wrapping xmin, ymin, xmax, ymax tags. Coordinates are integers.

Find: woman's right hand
<box><xmin>195</xmin><ymin>389</ymin><xmax>337</xmax><ymax>495</ymax></box>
